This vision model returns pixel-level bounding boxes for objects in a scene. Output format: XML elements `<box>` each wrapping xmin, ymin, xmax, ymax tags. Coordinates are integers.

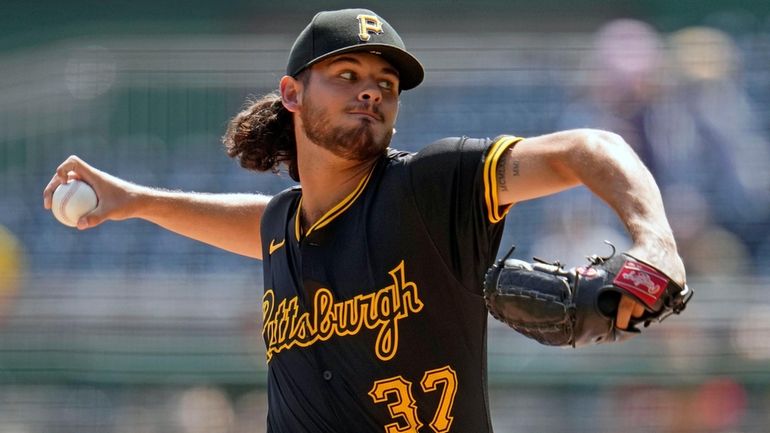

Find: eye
<box><xmin>378</xmin><ymin>80</ymin><xmax>394</xmax><ymax>90</ymax></box>
<box><xmin>339</xmin><ymin>71</ymin><xmax>355</xmax><ymax>80</ymax></box>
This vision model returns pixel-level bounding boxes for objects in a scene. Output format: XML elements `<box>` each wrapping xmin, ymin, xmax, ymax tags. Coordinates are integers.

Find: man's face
<box><xmin>298</xmin><ymin>52</ymin><xmax>400</xmax><ymax>161</ymax></box>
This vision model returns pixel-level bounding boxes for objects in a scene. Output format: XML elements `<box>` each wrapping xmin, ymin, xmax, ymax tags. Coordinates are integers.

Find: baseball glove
<box><xmin>483</xmin><ymin>243</ymin><xmax>693</xmax><ymax>347</ymax></box>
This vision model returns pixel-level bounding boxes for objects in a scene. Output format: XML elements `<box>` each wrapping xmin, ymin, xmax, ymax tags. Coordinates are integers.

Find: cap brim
<box><xmin>298</xmin><ymin>44</ymin><xmax>424</xmax><ymax>91</ymax></box>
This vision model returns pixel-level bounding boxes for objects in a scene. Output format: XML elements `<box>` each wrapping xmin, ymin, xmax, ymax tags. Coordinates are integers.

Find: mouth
<box><xmin>349</xmin><ymin>111</ymin><xmax>382</xmax><ymax>122</ymax></box>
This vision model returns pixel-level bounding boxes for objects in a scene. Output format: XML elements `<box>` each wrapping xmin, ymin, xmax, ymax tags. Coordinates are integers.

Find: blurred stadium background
<box><xmin>2</xmin><ymin>0</ymin><xmax>770</xmax><ymax>432</ymax></box>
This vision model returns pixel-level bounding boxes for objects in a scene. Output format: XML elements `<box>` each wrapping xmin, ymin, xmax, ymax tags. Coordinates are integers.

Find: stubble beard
<box><xmin>300</xmin><ymin>99</ymin><xmax>392</xmax><ymax>162</ymax></box>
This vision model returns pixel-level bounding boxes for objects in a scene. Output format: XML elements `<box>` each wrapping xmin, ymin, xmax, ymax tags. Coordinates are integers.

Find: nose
<box><xmin>358</xmin><ymin>83</ymin><xmax>382</xmax><ymax>104</ymax></box>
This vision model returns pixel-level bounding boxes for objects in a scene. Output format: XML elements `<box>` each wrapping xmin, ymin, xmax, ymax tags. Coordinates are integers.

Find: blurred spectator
<box><xmin>664</xmin><ymin>183</ymin><xmax>751</xmax><ymax>277</ymax></box>
<box><xmin>600</xmin><ymin>379</ymin><xmax>747</xmax><ymax>433</ymax></box>
<box><xmin>600</xmin><ymin>385</ymin><xmax>680</xmax><ymax>433</ymax></box>
<box><xmin>560</xmin><ymin>20</ymin><xmax>770</xmax><ymax>271</ymax></box>
<box><xmin>650</xmin><ymin>27</ymin><xmax>770</xmax><ymax>255</ymax></box>
<box><xmin>560</xmin><ymin>19</ymin><xmax>666</xmax><ymax>177</ymax></box>
<box><xmin>233</xmin><ymin>390</ymin><xmax>268</xmax><ymax>433</ymax></box>
<box><xmin>549</xmin><ymin>19</ymin><xmax>664</xmax><ymax>263</ymax></box>
<box><xmin>686</xmin><ymin>378</ymin><xmax>747</xmax><ymax>433</ymax></box>
<box><xmin>731</xmin><ymin>304</ymin><xmax>770</xmax><ymax>361</ymax></box>
<box><xmin>175</xmin><ymin>387</ymin><xmax>235</xmax><ymax>433</ymax></box>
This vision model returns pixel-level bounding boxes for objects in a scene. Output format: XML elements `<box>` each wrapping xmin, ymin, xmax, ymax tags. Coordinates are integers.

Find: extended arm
<box><xmin>43</xmin><ymin>156</ymin><xmax>269</xmax><ymax>260</ymax></box>
<box><xmin>496</xmin><ymin>129</ymin><xmax>686</xmax><ymax>327</ymax></box>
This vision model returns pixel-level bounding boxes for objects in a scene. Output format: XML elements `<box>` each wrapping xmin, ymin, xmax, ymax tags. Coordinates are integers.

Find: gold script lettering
<box><xmin>261</xmin><ymin>261</ymin><xmax>423</xmax><ymax>362</ymax></box>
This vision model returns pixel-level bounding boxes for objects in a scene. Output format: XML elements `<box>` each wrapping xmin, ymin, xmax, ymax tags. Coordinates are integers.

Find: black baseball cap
<box><xmin>286</xmin><ymin>9</ymin><xmax>424</xmax><ymax>90</ymax></box>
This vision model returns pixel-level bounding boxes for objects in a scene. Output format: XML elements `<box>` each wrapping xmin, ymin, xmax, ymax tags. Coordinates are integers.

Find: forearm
<box><xmin>43</xmin><ymin>156</ymin><xmax>270</xmax><ymax>259</ymax></box>
<box><xmin>498</xmin><ymin>129</ymin><xmax>686</xmax><ymax>326</ymax></box>
<box><xmin>501</xmin><ymin>129</ymin><xmax>680</xmax><ymax>269</ymax></box>
<box><xmin>132</xmin><ymin>187</ymin><xmax>270</xmax><ymax>259</ymax></box>
<box><xmin>558</xmin><ymin>130</ymin><xmax>675</xmax><ymax>249</ymax></box>
<box><xmin>548</xmin><ymin>130</ymin><xmax>685</xmax><ymax>285</ymax></box>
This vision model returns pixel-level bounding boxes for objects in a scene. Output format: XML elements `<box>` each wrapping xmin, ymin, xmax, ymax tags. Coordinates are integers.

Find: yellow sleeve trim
<box><xmin>483</xmin><ymin>135</ymin><xmax>523</xmax><ymax>224</ymax></box>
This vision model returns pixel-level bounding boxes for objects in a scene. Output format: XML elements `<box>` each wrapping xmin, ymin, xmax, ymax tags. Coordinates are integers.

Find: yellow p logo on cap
<box><xmin>356</xmin><ymin>14</ymin><xmax>383</xmax><ymax>42</ymax></box>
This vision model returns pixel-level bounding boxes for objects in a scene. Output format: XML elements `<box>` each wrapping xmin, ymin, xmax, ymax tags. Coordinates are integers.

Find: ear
<box><xmin>280</xmin><ymin>75</ymin><xmax>302</xmax><ymax>113</ymax></box>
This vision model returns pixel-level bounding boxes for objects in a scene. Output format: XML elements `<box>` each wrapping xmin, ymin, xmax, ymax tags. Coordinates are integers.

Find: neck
<box><xmin>296</xmin><ymin>140</ymin><xmax>379</xmax><ymax>231</ymax></box>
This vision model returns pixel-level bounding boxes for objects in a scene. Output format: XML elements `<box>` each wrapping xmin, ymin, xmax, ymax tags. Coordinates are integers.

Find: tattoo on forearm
<box><xmin>511</xmin><ymin>160</ymin><xmax>520</xmax><ymax>176</ymax></box>
<box><xmin>496</xmin><ymin>159</ymin><xmax>508</xmax><ymax>191</ymax></box>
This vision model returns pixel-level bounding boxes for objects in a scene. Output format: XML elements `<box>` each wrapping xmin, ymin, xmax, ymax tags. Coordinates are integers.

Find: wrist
<box><xmin>123</xmin><ymin>182</ymin><xmax>160</xmax><ymax>220</ymax></box>
<box><xmin>628</xmin><ymin>218</ymin><xmax>677</xmax><ymax>251</ymax></box>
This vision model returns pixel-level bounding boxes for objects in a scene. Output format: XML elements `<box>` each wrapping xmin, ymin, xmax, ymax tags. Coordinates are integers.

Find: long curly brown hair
<box><xmin>222</xmin><ymin>87</ymin><xmax>300</xmax><ymax>181</ymax></box>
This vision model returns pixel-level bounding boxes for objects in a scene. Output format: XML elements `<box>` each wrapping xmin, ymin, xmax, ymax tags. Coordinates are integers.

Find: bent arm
<box><xmin>43</xmin><ymin>155</ymin><xmax>269</xmax><ymax>260</ymax></box>
<box><xmin>497</xmin><ymin>129</ymin><xmax>679</xmax><ymax>272</ymax></box>
<box><xmin>495</xmin><ymin>129</ymin><xmax>686</xmax><ymax>328</ymax></box>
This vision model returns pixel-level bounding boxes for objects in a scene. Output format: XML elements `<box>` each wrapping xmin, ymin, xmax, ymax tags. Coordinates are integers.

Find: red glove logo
<box><xmin>613</xmin><ymin>260</ymin><xmax>668</xmax><ymax>308</ymax></box>
<box><xmin>622</xmin><ymin>271</ymin><xmax>661</xmax><ymax>295</ymax></box>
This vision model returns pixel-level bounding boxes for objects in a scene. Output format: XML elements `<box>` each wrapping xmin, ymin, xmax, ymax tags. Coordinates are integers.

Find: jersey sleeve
<box><xmin>406</xmin><ymin>135</ymin><xmax>523</xmax><ymax>294</ymax></box>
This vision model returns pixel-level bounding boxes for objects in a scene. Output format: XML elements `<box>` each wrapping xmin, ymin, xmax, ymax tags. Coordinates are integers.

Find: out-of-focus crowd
<box><xmin>0</xmin><ymin>15</ymin><xmax>768</xmax><ymax>433</ymax></box>
<box><xmin>521</xmin><ymin>19</ymin><xmax>770</xmax><ymax>281</ymax></box>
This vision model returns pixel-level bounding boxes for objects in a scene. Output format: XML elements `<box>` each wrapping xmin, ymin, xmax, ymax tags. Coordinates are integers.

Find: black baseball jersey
<box><xmin>260</xmin><ymin>135</ymin><xmax>521</xmax><ymax>433</ymax></box>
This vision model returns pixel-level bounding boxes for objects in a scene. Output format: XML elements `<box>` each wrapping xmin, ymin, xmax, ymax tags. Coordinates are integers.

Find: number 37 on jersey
<box><xmin>369</xmin><ymin>365</ymin><xmax>458</xmax><ymax>433</ymax></box>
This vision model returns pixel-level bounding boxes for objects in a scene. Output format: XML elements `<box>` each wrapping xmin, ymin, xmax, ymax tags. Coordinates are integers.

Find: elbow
<box><xmin>573</xmin><ymin>129</ymin><xmax>629</xmax><ymax>155</ymax></box>
<box><xmin>571</xmin><ymin>129</ymin><xmax>642</xmax><ymax>169</ymax></box>
<box><xmin>550</xmin><ymin>129</ymin><xmax>643</xmax><ymax>186</ymax></box>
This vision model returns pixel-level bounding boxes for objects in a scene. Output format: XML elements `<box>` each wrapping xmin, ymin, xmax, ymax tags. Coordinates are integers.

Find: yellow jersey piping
<box><xmin>294</xmin><ymin>197</ymin><xmax>302</xmax><ymax>242</ymax></box>
<box><xmin>294</xmin><ymin>167</ymin><xmax>375</xmax><ymax>241</ymax></box>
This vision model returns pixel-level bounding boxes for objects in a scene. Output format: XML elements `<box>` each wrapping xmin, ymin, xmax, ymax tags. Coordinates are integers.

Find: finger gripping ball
<box><xmin>51</xmin><ymin>180</ymin><xmax>98</xmax><ymax>227</ymax></box>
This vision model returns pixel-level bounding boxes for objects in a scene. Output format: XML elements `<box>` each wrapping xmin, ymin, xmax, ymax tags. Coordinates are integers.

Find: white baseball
<box><xmin>51</xmin><ymin>180</ymin><xmax>99</xmax><ymax>228</ymax></box>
